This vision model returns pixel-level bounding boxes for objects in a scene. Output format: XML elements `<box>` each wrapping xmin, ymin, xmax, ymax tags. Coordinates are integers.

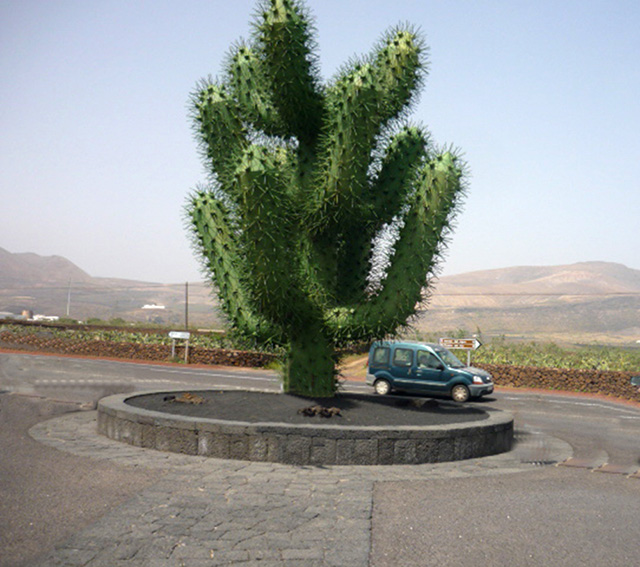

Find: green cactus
<box><xmin>187</xmin><ymin>0</ymin><xmax>466</xmax><ymax>397</ymax></box>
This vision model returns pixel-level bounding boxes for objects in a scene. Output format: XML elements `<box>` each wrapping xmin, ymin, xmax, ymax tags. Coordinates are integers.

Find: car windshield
<box><xmin>434</xmin><ymin>346</ymin><xmax>465</xmax><ymax>368</ymax></box>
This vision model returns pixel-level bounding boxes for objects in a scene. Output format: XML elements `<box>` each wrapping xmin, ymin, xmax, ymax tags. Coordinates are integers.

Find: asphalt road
<box><xmin>0</xmin><ymin>352</ymin><xmax>284</xmax><ymax>405</ymax></box>
<box><xmin>1</xmin><ymin>352</ymin><xmax>639</xmax><ymax>566</ymax></box>
<box><xmin>3</xmin><ymin>351</ymin><xmax>637</xmax><ymax>471</ymax></box>
<box><xmin>370</xmin><ymin>466</ymin><xmax>640</xmax><ymax>566</ymax></box>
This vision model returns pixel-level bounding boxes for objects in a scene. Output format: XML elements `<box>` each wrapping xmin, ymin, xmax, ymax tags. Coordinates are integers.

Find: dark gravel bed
<box><xmin>125</xmin><ymin>390</ymin><xmax>490</xmax><ymax>427</ymax></box>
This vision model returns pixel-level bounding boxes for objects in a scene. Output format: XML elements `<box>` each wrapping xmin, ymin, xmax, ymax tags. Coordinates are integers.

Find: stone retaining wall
<box><xmin>476</xmin><ymin>363</ymin><xmax>639</xmax><ymax>403</ymax></box>
<box><xmin>0</xmin><ymin>331</ymin><xmax>276</xmax><ymax>367</ymax></box>
<box><xmin>98</xmin><ymin>392</ymin><xmax>514</xmax><ymax>466</ymax></box>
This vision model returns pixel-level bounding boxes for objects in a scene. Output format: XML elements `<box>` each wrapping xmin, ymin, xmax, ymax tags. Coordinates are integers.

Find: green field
<box><xmin>401</xmin><ymin>329</ymin><xmax>640</xmax><ymax>372</ymax></box>
<box><xmin>469</xmin><ymin>339</ymin><xmax>639</xmax><ymax>372</ymax></box>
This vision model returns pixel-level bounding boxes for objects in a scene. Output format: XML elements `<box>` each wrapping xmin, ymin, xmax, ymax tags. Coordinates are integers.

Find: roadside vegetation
<box><xmin>0</xmin><ymin>321</ymin><xmax>273</xmax><ymax>353</ymax></box>
<box><xmin>400</xmin><ymin>329</ymin><xmax>640</xmax><ymax>373</ymax></box>
<box><xmin>2</xmin><ymin>321</ymin><xmax>638</xmax><ymax>373</ymax></box>
<box><xmin>471</xmin><ymin>339</ymin><xmax>639</xmax><ymax>373</ymax></box>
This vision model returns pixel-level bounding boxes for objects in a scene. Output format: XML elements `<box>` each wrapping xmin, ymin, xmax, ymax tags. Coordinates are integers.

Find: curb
<box><xmin>98</xmin><ymin>389</ymin><xmax>514</xmax><ymax>466</ymax></box>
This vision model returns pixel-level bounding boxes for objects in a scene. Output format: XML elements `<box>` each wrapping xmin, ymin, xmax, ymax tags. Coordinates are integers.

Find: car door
<box><xmin>390</xmin><ymin>347</ymin><xmax>416</xmax><ymax>391</ymax></box>
<box><xmin>413</xmin><ymin>350</ymin><xmax>448</xmax><ymax>394</ymax></box>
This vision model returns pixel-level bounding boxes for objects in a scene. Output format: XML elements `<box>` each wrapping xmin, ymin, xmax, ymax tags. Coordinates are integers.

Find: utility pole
<box><xmin>185</xmin><ymin>282</ymin><xmax>189</xmax><ymax>331</ymax></box>
<box><xmin>66</xmin><ymin>280</ymin><xmax>71</xmax><ymax>317</ymax></box>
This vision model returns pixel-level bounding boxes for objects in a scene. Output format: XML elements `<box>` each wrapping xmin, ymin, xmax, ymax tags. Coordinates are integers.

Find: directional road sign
<box><xmin>439</xmin><ymin>337</ymin><xmax>482</xmax><ymax>351</ymax></box>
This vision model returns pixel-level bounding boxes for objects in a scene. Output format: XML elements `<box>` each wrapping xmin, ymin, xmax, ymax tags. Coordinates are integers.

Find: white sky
<box><xmin>1</xmin><ymin>0</ymin><xmax>639</xmax><ymax>283</ymax></box>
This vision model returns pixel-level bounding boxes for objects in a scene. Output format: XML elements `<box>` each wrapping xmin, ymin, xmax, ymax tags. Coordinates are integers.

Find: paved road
<box><xmin>1</xmin><ymin>352</ymin><xmax>639</xmax><ymax>566</ymax></box>
<box><xmin>3</xmin><ymin>352</ymin><xmax>637</xmax><ymax>472</ymax></box>
<box><xmin>0</xmin><ymin>353</ymin><xmax>285</xmax><ymax>405</ymax></box>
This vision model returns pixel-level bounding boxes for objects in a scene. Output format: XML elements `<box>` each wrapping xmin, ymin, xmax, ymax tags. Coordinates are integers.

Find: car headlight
<box><xmin>472</xmin><ymin>375</ymin><xmax>484</xmax><ymax>384</ymax></box>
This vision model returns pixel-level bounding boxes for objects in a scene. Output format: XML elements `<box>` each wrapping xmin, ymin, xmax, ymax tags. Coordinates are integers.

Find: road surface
<box><xmin>1</xmin><ymin>352</ymin><xmax>639</xmax><ymax>566</ymax></box>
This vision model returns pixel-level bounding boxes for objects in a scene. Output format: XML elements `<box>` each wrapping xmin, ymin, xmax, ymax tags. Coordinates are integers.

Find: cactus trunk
<box><xmin>285</xmin><ymin>326</ymin><xmax>335</xmax><ymax>397</ymax></box>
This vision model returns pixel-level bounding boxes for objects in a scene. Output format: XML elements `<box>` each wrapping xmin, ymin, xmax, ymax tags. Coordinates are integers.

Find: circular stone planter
<box><xmin>97</xmin><ymin>390</ymin><xmax>514</xmax><ymax>466</ymax></box>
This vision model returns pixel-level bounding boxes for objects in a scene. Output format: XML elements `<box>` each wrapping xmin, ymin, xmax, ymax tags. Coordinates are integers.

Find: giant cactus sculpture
<box><xmin>188</xmin><ymin>0</ymin><xmax>466</xmax><ymax>397</ymax></box>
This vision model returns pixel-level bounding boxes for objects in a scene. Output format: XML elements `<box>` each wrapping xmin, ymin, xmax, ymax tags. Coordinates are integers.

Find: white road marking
<box><xmin>499</xmin><ymin>394</ymin><xmax>640</xmax><ymax>417</ymax></box>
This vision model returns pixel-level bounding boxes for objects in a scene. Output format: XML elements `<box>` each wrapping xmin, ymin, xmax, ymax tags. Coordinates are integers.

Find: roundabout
<box><xmin>98</xmin><ymin>389</ymin><xmax>514</xmax><ymax>465</ymax></box>
<box><xmin>8</xmin><ymin>353</ymin><xmax>640</xmax><ymax>567</ymax></box>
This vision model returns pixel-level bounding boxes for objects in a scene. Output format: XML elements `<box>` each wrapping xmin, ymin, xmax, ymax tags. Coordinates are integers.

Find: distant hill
<box><xmin>417</xmin><ymin>262</ymin><xmax>640</xmax><ymax>344</ymax></box>
<box><xmin>433</xmin><ymin>262</ymin><xmax>640</xmax><ymax>297</ymax></box>
<box><xmin>1</xmin><ymin>248</ymin><xmax>639</xmax><ymax>343</ymax></box>
<box><xmin>0</xmin><ymin>247</ymin><xmax>222</xmax><ymax>327</ymax></box>
<box><xmin>0</xmin><ymin>247</ymin><xmax>93</xmax><ymax>286</ymax></box>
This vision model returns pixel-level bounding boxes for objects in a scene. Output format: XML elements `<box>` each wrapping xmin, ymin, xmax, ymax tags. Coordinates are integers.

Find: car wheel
<box><xmin>451</xmin><ymin>384</ymin><xmax>470</xmax><ymax>403</ymax></box>
<box><xmin>374</xmin><ymin>379</ymin><xmax>391</xmax><ymax>396</ymax></box>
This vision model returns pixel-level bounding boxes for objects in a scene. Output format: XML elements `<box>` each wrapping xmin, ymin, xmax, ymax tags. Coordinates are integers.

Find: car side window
<box><xmin>372</xmin><ymin>347</ymin><xmax>390</xmax><ymax>366</ymax></box>
<box><xmin>393</xmin><ymin>348</ymin><xmax>413</xmax><ymax>367</ymax></box>
<box><xmin>417</xmin><ymin>351</ymin><xmax>442</xmax><ymax>369</ymax></box>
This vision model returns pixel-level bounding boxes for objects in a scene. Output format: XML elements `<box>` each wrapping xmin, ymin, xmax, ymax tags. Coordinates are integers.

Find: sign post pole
<box><xmin>169</xmin><ymin>331</ymin><xmax>191</xmax><ymax>364</ymax></box>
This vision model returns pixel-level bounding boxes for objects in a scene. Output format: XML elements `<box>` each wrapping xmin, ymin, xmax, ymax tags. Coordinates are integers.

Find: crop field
<box><xmin>470</xmin><ymin>340</ymin><xmax>640</xmax><ymax>373</ymax></box>
<box><xmin>404</xmin><ymin>329</ymin><xmax>640</xmax><ymax>373</ymax></box>
<box><xmin>0</xmin><ymin>322</ymin><xmax>277</xmax><ymax>367</ymax></box>
<box><xmin>0</xmin><ymin>321</ymin><xmax>272</xmax><ymax>351</ymax></box>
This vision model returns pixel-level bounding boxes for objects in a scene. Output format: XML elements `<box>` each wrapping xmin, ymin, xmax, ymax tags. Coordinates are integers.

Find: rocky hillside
<box><xmin>418</xmin><ymin>262</ymin><xmax>640</xmax><ymax>343</ymax></box>
<box><xmin>0</xmin><ymin>247</ymin><xmax>93</xmax><ymax>286</ymax></box>
<box><xmin>430</xmin><ymin>262</ymin><xmax>640</xmax><ymax>307</ymax></box>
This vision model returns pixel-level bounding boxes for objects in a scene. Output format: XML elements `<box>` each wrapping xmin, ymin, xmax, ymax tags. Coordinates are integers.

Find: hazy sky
<box><xmin>2</xmin><ymin>0</ymin><xmax>639</xmax><ymax>283</ymax></box>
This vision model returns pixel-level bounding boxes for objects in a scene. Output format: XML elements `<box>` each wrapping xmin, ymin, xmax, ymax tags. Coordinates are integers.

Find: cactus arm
<box><xmin>332</xmin><ymin>126</ymin><xmax>431</xmax><ymax>305</ymax></box>
<box><xmin>303</xmin><ymin>63</ymin><xmax>381</xmax><ymax>298</ymax></box>
<box><xmin>192</xmin><ymin>84</ymin><xmax>248</xmax><ymax>199</ymax></box>
<box><xmin>225</xmin><ymin>43</ymin><xmax>287</xmax><ymax>137</ymax></box>
<box><xmin>370</xmin><ymin>126</ymin><xmax>430</xmax><ymax>226</ymax></box>
<box><xmin>307</xmin><ymin>64</ymin><xmax>379</xmax><ymax>228</ymax></box>
<box><xmin>370</xmin><ymin>153</ymin><xmax>462</xmax><ymax>327</ymax></box>
<box><xmin>235</xmin><ymin>145</ymin><xmax>322</xmax><ymax>328</ymax></box>
<box><xmin>188</xmin><ymin>190</ymin><xmax>279</xmax><ymax>341</ymax></box>
<box><xmin>373</xmin><ymin>28</ymin><xmax>425</xmax><ymax>120</ymax></box>
<box><xmin>308</xmin><ymin>30</ymin><xmax>425</xmax><ymax>233</ymax></box>
<box><xmin>327</xmin><ymin>152</ymin><xmax>464</xmax><ymax>341</ymax></box>
<box><xmin>254</xmin><ymin>0</ymin><xmax>324</xmax><ymax>146</ymax></box>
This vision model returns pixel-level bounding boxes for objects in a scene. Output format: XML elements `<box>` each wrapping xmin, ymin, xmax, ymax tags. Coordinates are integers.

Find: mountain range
<box><xmin>1</xmin><ymin>247</ymin><xmax>639</xmax><ymax>343</ymax></box>
<box><xmin>0</xmin><ymin>247</ymin><xmax>221</xmax><ymax>328</ymax></box>
<box><xmin>418</xmin><ymin>262</ymin><xmax>640</xmax><ymax>344</ymax></box>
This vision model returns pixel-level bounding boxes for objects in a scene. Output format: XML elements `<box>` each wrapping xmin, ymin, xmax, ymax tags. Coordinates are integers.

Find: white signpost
<box><xmin>169</xmin><ymin>331</ymin><xmax>191</xmax><ymax>363</ymax></box>
<box><xmin>438</xmin><ymin>337</ymin><xmax>482</xmax><ymax>366</ymax></box>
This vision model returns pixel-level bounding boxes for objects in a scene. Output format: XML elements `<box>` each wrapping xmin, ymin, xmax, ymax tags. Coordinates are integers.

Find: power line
<box><xmin>433</xmin><ymin>292</ymin><xmax>640</xmax><ymax>297</ymax></box>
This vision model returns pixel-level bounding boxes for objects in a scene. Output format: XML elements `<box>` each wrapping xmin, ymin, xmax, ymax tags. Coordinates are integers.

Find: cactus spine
<box><xmin>188</xmin><ymin>0</ymin><xmax>466</xmax><ymax>397</ymax></box>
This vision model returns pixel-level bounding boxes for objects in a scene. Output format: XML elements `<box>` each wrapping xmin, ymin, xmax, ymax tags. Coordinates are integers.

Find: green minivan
<box><xmin>366</xmin><ymin>341</ymin><xmax>494</xmax><ymax>403</ymax></box>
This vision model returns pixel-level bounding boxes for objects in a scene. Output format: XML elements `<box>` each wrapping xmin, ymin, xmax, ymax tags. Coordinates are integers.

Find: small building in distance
<box><xmin>141</xmin><ymin>303</ymin><xmax>167</xmax><ymax>324</ymax></box>
<box><xmin>32</xmin><ymin>314</ymin><xmax>60</xmax><ymax>322</ymax></box>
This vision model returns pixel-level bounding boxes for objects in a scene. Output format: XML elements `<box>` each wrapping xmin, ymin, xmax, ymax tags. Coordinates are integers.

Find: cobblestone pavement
<box><xmin>28</xmin><ymin>411</ymin><xmax>570</xmax><ymax>566</ymax></box>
